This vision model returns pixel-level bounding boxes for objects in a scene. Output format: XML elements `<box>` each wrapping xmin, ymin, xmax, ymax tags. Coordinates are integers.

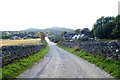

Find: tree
<box><xmin>92</xmin><ymin>16</ymin><xmax>115</xmax><ymax>39</ymax></box>
<box><xmin>103</xmin><ymin>22</ymin><xmax>115</xmax><ymax>38</ymax></box>
<box><xmin>81</xmin><ymin>28</ymin><xmax>90</xmax><ymax>36</ymax></box>
<box><xmin>2</xmin><ymin>31</ymin><xmax>11</xmax><ymax>39</ymax></box>
<box><xmin>35</xmin><ymin>32</ymin><xmax>45</xmax><ymax>42</ymax></box>
<box><xmin>64</xmin><ymin>31</ymin><xmax>67</xmax><ymax>35</ymax></box>
<box><xmin>75</xmin><ymin>29</ymin><xmax>81</xmax><ymax>34</ymax></box>
<box><xmin>112</xmin><ymin>15</ymin><xmax>120</xmax><ymax>38</ymax></box>
<box><xmin>35</xmin><ymin>32</ymin><xmax>41</xmax><ymax>38</ymax></box>
<box><xmin>61</xmin><ymin>31</ymin><xmax>67</xmax><ymax>37</ymax></box>
<box><xmin>40</xmin><ymin>32</ymin><xmax>45</xmax><ymax>42</ymax></box>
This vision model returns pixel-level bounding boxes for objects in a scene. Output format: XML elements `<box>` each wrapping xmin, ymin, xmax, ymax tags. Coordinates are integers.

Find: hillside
<box><xmin>22</xmin><ymin>27</ymin><xmax>74</xmax><ymax>33</ymax></box>
<box><xmin>43</xmin><ymin>27</ymin><xmax>74</xmax><ymax>33</ymax></box>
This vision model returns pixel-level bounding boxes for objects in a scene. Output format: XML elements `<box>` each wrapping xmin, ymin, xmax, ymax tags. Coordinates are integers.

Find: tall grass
<box><xmin>59</xmin><ymin>45</ymin><xmax>120</xmax><ymax>79</ymax></box>
<box><xmin>1</xmin><ymin>45</ymin><xmax>49</xmax><ymax>79</ymax></box>
<box><xmin>1</xmin><ymin>38</ymin><xmax>41</xmax><ymax>46</ymax></box>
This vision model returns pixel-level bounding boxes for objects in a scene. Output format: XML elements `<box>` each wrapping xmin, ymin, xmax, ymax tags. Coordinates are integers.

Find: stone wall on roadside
<box><xmin>58</xmin><ymin>40</ymin><xmax>120</xmax><ymax>60</ymax></box>
<box><xmin>1</xmin><ymin>44</ymin><xmax>46</xmax><ymax>66</ymax></box>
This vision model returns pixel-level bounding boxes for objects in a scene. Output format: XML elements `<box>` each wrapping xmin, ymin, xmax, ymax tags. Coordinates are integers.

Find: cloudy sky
<box><xmin>0</xmin><ymin>0</ymin><xmax>119</xmax><ymax>31</ymax></box>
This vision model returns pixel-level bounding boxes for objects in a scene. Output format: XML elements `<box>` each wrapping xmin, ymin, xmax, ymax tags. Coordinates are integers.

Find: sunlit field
<box><xmin>0</xmin><ymin>38</ymin><xmax>41</xmax><ymax>46</ymax></box>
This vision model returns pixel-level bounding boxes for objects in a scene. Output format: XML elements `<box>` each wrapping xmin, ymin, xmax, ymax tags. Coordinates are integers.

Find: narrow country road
<box><xmin>18</xmin><ymin>37</ymin><xmax>113</xmax><ymax>78</ymax></box>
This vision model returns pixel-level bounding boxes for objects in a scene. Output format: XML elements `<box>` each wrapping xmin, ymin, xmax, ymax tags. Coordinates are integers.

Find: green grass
<box><xmin>1</xmin><ymin>45</ymin><xmax>49</xmax><ymax>79</ymax></box>
<box><xmin>59</xmin><ymin>45</ymin><xmax>120</xmax><ymax>79</ymax></box>
<box><xmin>0</xmin><ymin>68</ymin><xmax>2</xmax><ymax>80</ymax></box>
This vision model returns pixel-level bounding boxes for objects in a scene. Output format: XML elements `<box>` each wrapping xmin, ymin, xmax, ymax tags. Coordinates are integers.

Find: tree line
<box><xmin>75</xmin><ymin>15</ymin><xmax>120</xmax><ymax>39</ymax></box>
<box><xmin>1</xmin><ymin>31</ymin><xmax>45</xmax><ymax>40</ymax></box>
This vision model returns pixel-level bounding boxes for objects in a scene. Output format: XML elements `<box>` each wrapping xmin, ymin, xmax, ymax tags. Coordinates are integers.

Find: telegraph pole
<box><xmin>118</xmin><ymin>1</ymin><xmax>120</xmax><ymax>15</ymax></box>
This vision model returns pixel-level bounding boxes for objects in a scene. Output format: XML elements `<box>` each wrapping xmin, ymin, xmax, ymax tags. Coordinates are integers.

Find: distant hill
<box><xmin>21</xmin><ymin>27</ymin><xmax>74</xmax><ymax>33</ymax></box>
<box><xmin>43</xmin><ymin>27</ymin><xmax>74</xmax><ymax>33</ymax></box>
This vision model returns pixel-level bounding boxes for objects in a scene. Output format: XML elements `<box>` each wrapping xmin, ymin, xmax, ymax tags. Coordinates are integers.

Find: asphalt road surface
<box><xmin>18</xmin><ymin>37</ymin><xmax>113</xmax><ymax>78</ymax></box>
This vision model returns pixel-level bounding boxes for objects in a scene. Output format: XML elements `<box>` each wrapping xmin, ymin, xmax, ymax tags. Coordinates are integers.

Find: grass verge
<box><xmin>1</xmin><ymin>45</ymin><xmax>49</xmax><ymax>79</ymax></box>
<box><xmin>59</xmin><ymin>45</ymin><xmax>120</xmax><ymax>79</ymax></box>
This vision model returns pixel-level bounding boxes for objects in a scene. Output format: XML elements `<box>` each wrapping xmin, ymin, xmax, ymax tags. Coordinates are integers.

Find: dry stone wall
<box><xmin>1</xmin><ymin>44</ymin><xmax>46</xmax><ymax>66</ymax></box>
<box><xmin>58</xmin><ymin>40</ymin><xmax>120</xmax><ymax>60</ymax></box>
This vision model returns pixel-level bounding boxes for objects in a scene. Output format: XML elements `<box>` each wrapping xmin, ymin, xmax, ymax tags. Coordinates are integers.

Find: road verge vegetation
<box><xmin>58</xmin><ymin>45</ymin><xmax>120</xmax><ymax>79</ymax></box>
<box><xmin>2</xmin><ymin>45</ymin><xmax>49</xmax><ymax>79</ymax></box>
